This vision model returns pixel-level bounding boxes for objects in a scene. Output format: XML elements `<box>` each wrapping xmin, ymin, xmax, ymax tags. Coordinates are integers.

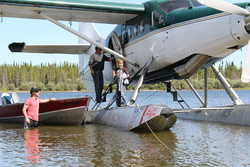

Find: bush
<box><xmin>19</xmin><ymin>81</ymin><xmax>45</xmax><ymax>91</ymax></box>
<box><xmin>55</xmin><ymin>83</ymin><xmax>67</xmax><ymax>91</ymax></box>
<box><xmin>230</xmin><ymin>80</ymin><xmax>249</xmax><ymax>88</ymax></box>
<box><xmin>46</xmin><ymin>82</ymin><xmax>56</xmax><ymax>91</ymax></box>
<box><xmin>191</xmin><ymin>80</ymin><xmax>204</xmax><ymax>89</ymax></box>
<box><xmin>76</xmin><ymin>80</ymin><xmax>84</xmax><ymax>91</ymax></box>
<box><xmin>7</xmin><ymin>83</ymin><xmax>15</xmax><ymax>90</ymax></box>
<box><xmin>19</xmin><ymin>82</ymin><xmax>35</xmax><ymax>91</ymax></box>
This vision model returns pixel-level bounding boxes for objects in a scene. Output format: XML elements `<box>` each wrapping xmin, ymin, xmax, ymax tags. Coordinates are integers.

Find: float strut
<box><xmin>211</xmin><ymin>65</ymin><xmax>244</xmax><ymax>105</ymax></box>
<box><xmin>185</xmin><ymin>79</ymin><xmax>205</xmax><ymax>107</ymax></box>
<box><xmin>204</xmin><ymin>68</ymin><xmax>208</xmax><ymax>107</ymax></box>
<box><xmin>128</xmin><ymin>74</ymin><xmax>145</xmax><ymax>105</ymax></box>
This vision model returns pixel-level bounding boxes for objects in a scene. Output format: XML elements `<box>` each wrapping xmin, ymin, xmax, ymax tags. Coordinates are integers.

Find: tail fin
<box><xmin>78</xmin><ymin>23</ymin><xmax>113</xmax><ymax>91</ymax></box>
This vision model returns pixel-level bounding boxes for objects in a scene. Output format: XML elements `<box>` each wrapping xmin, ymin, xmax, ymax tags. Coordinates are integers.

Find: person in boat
<box><xmin>113</xmin><ymin>59</ymin><xmax>129</xmax><ymax>107</ymax></box>
<box><xmin>22</xmin><ymin>87</ymin><xmax>55</xmax><ymax>129</ymax></box>
<box><xmin>89</xmin><ymin>46</ymin><xmax>111</xmax><ymax>103</ymax></box>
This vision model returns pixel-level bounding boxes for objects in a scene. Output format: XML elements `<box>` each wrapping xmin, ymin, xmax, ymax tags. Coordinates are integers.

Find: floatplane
<box><xmin>2</xmin><ymin>0</ymin><xmax>250</xmax><ymax>131</ymax></box>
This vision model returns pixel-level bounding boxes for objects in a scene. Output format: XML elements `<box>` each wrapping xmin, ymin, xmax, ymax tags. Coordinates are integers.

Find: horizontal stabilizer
<box><xmin>9</xmin><ymin>42</ymin><xmax>91</xmax><ymax>54</ymax></box>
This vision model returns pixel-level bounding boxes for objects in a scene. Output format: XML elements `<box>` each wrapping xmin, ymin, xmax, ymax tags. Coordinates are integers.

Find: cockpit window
<box><xmin>190</xmin><ymin>0</ymin><xmax>203</xmax><ymax>7</ymax></box>
<box><xmin>160</xmin><ymin>0</ymin><xmax>191</xmax><ymax>13</ymax></box>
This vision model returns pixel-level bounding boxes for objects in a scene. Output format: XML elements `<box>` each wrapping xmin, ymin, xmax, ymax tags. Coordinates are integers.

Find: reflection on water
<box><xmin>1</xmin><ymin>91</ymin><xmax>250</xmax><ymax>166</ymax></box>
<box><xmin>81</xmin><ymin>125</ymin><xmax>177</xmax><ymax>167</ymax></box>
<box><xmin>0</xmin><ymin>122</ymin><xmax>250</xmax><ymax>167</ymax></box>
<box><xmin>24</xmin><ymin>129</ymin><xmax>40</xmax><ymax>164</ymax></box>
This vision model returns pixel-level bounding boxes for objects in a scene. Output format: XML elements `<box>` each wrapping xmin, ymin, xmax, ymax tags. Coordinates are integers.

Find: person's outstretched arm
<box><xmin>40</xmin><ymin>98</ymin><xmax>56</xmax><ymax>103</ymax></box>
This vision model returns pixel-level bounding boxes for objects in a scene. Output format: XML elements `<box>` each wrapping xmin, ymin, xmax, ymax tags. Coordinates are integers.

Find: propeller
<box><xmin>197</xmin><ymin>0</ymin><xmax>250</xmax><ymax>82</ymax></box>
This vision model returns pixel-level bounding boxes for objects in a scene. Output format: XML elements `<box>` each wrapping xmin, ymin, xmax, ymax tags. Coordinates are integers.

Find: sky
<box><xmin>0</xmin><ymin>0</ymin><xmax>247</xmax><ymax>66</ymax></box>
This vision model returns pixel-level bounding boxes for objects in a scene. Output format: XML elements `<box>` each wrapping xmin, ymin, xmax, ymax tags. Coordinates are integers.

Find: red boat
<box><xmin>0</xmin><ymin>97</ymin><xmax>90</xmax><ymax>125</ymax></box>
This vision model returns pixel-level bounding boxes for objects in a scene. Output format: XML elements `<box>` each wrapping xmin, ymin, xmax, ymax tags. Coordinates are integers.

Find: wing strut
<box><xmin>128</xmin><ymin>57</ymin><xmax>154</xmax><ymax>105</ymax></box>
<box><xmin>38</xmin><ymin>12</ymin><xmax>139</xmax><ymax>68</ymax></box>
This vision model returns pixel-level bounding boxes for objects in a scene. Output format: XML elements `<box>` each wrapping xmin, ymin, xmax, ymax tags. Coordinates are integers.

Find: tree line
<box><xmin>142</xmin><ymin>61</ymin><xmax>250</xmax><ymax>90</ymax></box>
<box><xmin>0</xmin><ymin>63</ymin><xmax>83</xmax><ymax>91</ymax></box>
<box><xmin>0</xmin><ymin>62</ymin><xmax>249</xmax><ymax>91</ymax></box>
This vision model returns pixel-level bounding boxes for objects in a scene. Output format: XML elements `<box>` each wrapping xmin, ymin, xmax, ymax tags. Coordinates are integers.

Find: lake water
<box><xmin>1</xmin><ymin>90</ymin><xmax>250</xmax><ymax>167</ymax></box>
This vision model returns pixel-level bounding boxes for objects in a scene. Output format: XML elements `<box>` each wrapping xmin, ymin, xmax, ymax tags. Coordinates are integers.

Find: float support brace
<box><xmin>185</xmin><ymin>79</ymin><xmax>205</xmax><ymax>106</ymax></box>
<box><xmin>211</xmin><ymin>65</ymin><xmax>244</xmax><ymax>105</ymax></box>
<box><xmin>129</xmin><ymin>74</ymin><xmax>145</xmax><ymax>105</ymax></box>
<box><xmin>204</xmin><ymin>68</ymin><xmax>208</xmax><ymax>107</ymax></box>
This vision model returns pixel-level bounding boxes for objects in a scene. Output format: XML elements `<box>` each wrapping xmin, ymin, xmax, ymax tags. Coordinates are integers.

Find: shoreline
<box><xmin>1</xmin><ymin>88</ymin><xmax>250</xmax><ymax>93</ymax></box>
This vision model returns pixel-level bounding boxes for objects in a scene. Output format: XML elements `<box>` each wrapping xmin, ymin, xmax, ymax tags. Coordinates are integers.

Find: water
<box><xmin>1</xmin><ymin>90</ymin><xmax>250</xmax><ymax>167</ymax></box>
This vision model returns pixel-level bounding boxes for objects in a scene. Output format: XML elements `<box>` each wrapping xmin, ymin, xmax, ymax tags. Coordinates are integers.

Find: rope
<box><xmin>145</xmin><ymin>121</ymin><xmax>174</xmax><ymax>152</ymax></box>
<box><xmin>135</xmin><ymin>102</ymin><xmax>201</xmax><ymax>167</ymax></box>
<box><xmin>134</xmin><ymin>103</ymin><xmax>174</xmax><ymax>151</ymax></box>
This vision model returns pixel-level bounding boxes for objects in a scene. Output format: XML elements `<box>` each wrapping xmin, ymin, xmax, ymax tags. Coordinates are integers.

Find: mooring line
<box><xmin>134</xmin><ymin>104</ymin><xmax>169</xmax><ymax>150</ymax></box>
<box><xmin>145</xmin><ymin>120</ymin><xmax>202</xmax><ymax>167</ymax></box>
<box><xmin>145</xmin><ymin>121</ymin><xmax>173</xmax><ymax>152</ymax></box>
<box><xmin>135</xmin><ymin>103</ymin><xmax>201</xmax><ymax>167</ymax></box>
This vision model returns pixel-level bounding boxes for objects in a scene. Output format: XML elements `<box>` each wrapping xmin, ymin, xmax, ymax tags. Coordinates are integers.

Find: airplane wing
<box><xmin>0</xmin><ymin>0</ymin><xmax>145</xmax><ymax>24</ymax></box>
<box><xmin>9</xmin><ymin>42</ymin><xmax>91</xmax><ymax>54</ymax></box>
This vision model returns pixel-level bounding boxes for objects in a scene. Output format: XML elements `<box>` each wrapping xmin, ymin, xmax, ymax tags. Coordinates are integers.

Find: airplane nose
<box><xmin>244</xmin><ymin>5</ymin><xmax>250</xmax><ymax>31</ymax></box>
<box><xmin>245</xmin><ymin>17</ymin><xmax>250</xmax><ymax>32</ymax></box>
<box><xmin>245</xmin><ymin>14</ymin><xmax>250</xmax><ymax>31</ymax></box>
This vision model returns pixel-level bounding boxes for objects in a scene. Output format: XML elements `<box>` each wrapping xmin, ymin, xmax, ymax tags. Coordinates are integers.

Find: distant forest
<box><xmin>0</xmin><ymin>63</ymin><xmax>83</xmax><ymax>91</ymax></box>
<box><xmin>0</xmin><ymin>62</ymin><xmax>249</xmax><ymax>91</ymax></box>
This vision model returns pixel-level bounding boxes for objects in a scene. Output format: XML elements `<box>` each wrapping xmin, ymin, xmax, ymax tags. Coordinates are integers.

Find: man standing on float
<box><xmin>89</xmin><ymin>46</ymin><xmax>110</xmax><ymax>103</ymax></box>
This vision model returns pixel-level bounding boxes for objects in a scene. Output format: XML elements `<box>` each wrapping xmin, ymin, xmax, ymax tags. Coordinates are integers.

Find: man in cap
<box><xmin>89</xmin><ymin>46</ymin><xmax>111</xmax><ymax>103</ymax></box>
<box><xmin>22</xmin><ymin>87</ymin><xmax>55</xmax><ymax>129</ymax></box>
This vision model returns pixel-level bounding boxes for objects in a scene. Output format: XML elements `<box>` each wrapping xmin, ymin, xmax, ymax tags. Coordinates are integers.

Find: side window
<box><xmin>140</xmin><ymin>20</ymin><xmax>144</xmax><ymax>32</ymax></box>
<box><xmin>127</xmin><ymin>26</ymin><xmax>131</xmax><ymax>39</ymax></box>
<box><xmin>122</xmin><ymin>25</ymin><xmax>127</xmax><ymax>44</ymax></box>
<box><xmin>152</xmin><ymin>11</ymin><xmax>165</xmax><ymax>26</ymax></box>
<box><xmin>134</xmin><ymin>26</ymin><xmax>138</xmax><ymax>36</ymax></box>
<box><xmin>124</xmin><ymin>16</ymin><xmax>145</xmax><ymax>40</ymax></box>
<box><xmin>131</xmin><ymin>27</ymin><xmax>135</xmax><ymax>38</ymax></box>
<box><xmin>130</xmin><ymin>27</ymin><xmax>133</xmax><ymax>39</ymax></box>
<box><xmin>160</xmin><ymin>0</ymin><xmax>190</xmax><ymax>13</ymax></box>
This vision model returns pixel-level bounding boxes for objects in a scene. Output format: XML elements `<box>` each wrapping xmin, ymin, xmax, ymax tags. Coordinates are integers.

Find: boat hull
<box><xmin>0</xmin><ymin>97</ymin><xmax>90</xmax><ymax>125</ymax></box>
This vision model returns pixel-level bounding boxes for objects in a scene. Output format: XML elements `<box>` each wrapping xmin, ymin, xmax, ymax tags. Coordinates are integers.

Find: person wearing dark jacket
<box><xmin>89</xmin><ymin>47</ymin><xmax>110</xmax><ymax>103</ymax></box>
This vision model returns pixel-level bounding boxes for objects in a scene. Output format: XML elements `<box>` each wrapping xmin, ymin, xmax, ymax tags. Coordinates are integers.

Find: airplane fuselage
<box><xmin>105</xmin><ymin>0</ymin><xmax>250</xmax><ymax>83</ymax></box>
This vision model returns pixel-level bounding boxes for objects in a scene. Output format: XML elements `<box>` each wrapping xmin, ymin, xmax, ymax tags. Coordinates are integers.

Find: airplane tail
<box><xmin>78</xmin><ymin>23</ymin><xmax>113</xmax><ymax>91</ymax></box>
